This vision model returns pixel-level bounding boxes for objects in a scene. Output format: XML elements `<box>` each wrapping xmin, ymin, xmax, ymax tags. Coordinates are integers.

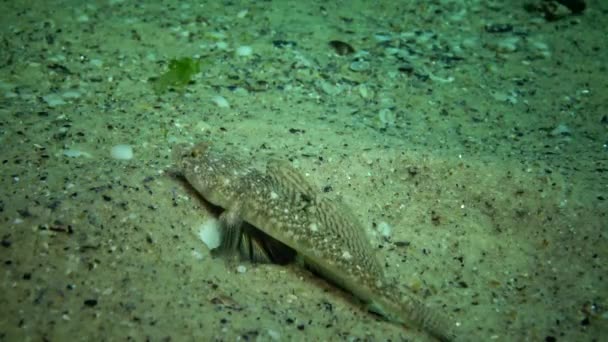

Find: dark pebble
<box><xmin>272</xmin><ymin>40</ymin><xmax>297</xmax><ymax>48</ymax></box>
<box><xmin>288</xmin><ymin>128</ymin><xmax>305</xmax><ymax>134</ymax></box>
<box><xmin>84</xmin><ymin>299</ymin><xmax>98</xmax><ymax>307</ymax></box>
<box><xmin>398</xmin><ymin>64</ymin><xmax>415</xmax><ymax>74</ymax></box>
<box><xmin>394</xmin><ymin>241</ymin><xmax>410</xmax><ymax>247</ymax></box>
<box><xmin>329</xmin><ymin>40</ymin><xmax>355</xmax><ymax>55</ymax></box>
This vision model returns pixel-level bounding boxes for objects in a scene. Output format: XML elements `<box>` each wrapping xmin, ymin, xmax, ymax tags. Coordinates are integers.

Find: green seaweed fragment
<box><xmin>151</xmin><ymin>57</ymin><xmax>201</xmax><ymax>94</ymax></box>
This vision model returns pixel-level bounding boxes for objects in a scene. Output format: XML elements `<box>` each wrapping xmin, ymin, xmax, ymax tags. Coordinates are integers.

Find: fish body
<box><xmin>175</xmin><ymin>142</ymin><xmax>455</xmax><ymax>341</ymax></box>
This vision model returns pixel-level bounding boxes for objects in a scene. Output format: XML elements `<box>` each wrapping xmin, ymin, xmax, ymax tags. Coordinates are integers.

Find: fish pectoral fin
<box><xmin>217</xmin><ymin>214</ymin><xmax>297</xmax><ymax>265</ymax></box>
<box><xmin>217</xmin><ymin>210</ymin><xmax>245</xmax><ymax>255</ymax></box>
<box><xmin>242</xmin><ymin>225</ymin><xmax>297</xmax><ymax>265</ymax></box>
<box><xmin>219</xmin><ymin>205</ymin><xmax>243</xmax><ymax>229</ymax></box>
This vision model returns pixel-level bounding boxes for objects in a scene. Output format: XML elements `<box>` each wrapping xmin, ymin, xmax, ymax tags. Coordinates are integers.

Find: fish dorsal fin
<box><xmin>266</xmin><ymin>160</ymin><xmax>317</xmax><ymax>204</ymax></box>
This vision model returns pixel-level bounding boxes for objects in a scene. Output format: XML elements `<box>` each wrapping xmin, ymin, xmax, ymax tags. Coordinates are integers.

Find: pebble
<box><xmin>211</xmin><ymin>95</ymin><xmax>230</xmax><ymax>108</ymax></box>
<box><xmin>62</xmin><ymin>90</ymin><xmax>81</xmax><ymax>99</ymax></box>
<box><xmin>63</xmin><ymin>149</ymin><xmax>92</xmax><ymax>158</ymax></box>
<box><xmin>357</xmin><ymin>84</ymin><xmax>372</xmax><ymax>99</ymax></box>
<box><xmin>191</xmin><ymin>250</ymin><xmax>204</xmax><ymax>260</ymax></box>
<box><xmin>198</xmin><ymin>218</ymin><xmax>221</xmax><ymax>250</ymax></box>
<box><xmin>378</xmin><ymin>108</ymin><xmax>395</xmax><ymax>127</ymax></box>
<box><xmin>373</xmin><ymin>33</ymin><xmax>392</xmax><ymax>42</ymax></box>
<box><xmin>42</xmin><ymin>94</ymin><xmax>66</xmax><ymax>107</ymax></box>
<box><xmin>550</xmin><ymin>123</ymin><xmax>571</xmax><ymax>137</ymax></box>
<box><xmin>349</xmin><ymin>60</ymin><xmax>370</xmax><ymax>72</ymax></box>
<box><xmin>110</xmin><ymin>144</ymin><xmax>133</xmax><ymax>160</ymax></box>
<box><xmin>236</xmin><ymin>9</ymin><xmax>248</xmax><ymax>19</ymax></box>
<box><xmin>377</xmin><ymin>221</ymin><xmax>392</xmax><ymax>238</ymax></box>
<box><xmin>235</xmin><ymin>45</ymin><xmax>253</xmax><ymax>57</ymax></box>
<box><xmin>319</xmin><ymin>81</ymin><xmax>343</xmax><ymax>96</ymax></box>
<box><xmin>267</xmin><ymin>329</ymin><xmax>281</xmax><ymax>340</ymax></box>
<box><xmin>90</xmin><ymin>59</ymin><xmax>103</xmax><ymax>67</ymax></box>
<box><xmin>329</xmin><ymin>40</ymin><xmax>355</xmax><ymax>55</ymax></box>
<box><xmin>484</xmin><ymin>23</ymin><xmax>513</xmax><ymax>33</ymax></box>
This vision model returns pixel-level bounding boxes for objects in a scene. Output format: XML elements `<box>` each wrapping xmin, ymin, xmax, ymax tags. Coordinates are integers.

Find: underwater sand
<box><xmin>0</xmin><ymin>0</ymin><xmax>606</xmax><ymax>341</ymax></box>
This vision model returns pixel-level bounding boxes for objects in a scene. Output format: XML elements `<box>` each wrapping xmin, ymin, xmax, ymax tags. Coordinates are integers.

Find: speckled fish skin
<box><xmin>175</xmin><ymin>142</ymin><xmax>455</xmax><ymax>341</ymax></box>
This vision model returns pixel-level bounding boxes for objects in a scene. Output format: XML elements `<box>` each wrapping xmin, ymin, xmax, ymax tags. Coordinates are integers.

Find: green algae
<box><xmin>151</xmin><ymin>57</ymin><xmax>200</xmax><ymax>94</ymax></box>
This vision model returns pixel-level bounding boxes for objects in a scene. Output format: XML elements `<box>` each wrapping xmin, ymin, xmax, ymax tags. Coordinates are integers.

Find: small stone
<box><xmin>550</xmin><ymin>123</ymin><xmax>571</xmax><ymax>137</ymax></box>
<box><xmin>110</xmin><ymin>144</ymin><xmax>133</xmax><ymax>160</ymax></box>
<box><xmin>211</xmin><ymin>95</ymin><xmax>230</xmax><ymax>108</ymax></box>
<box><xmin>377</xmin><ymin>221</ymin><xmax>392</xmax><ymax>238</ymax></box>
<box><xmin>198</xmin><ymin>218</ymin><xmax>221</xmax><ymax>250</ymax></box>
<box><xmin>329</xmin><ymin>40</ymin><xmax>355</xmax><ymax>55</ymax></box>
<box><xmin>236</xmin><ymin>9</ymin><xmax>248</xmax><ymax>18</ymax></box>
<box><xmin>349</xmin><ymin>60</ymin><xmax>370</xmax><ymax>72</ymax></box>
<box><xmin>484</xmin><ymin>23</ymin><xmax>513</xmax><ymax>33</ymax></box>
<box><xmin>83</xmin><ymin>299</ymin><xmax>98</xmax><ymax>307</ymax></box>
<box><xmin>235</xmin><ymin>45</ymin><xmax>253</xmax><ymax>57</ymax></box>
<box><xmin>42</xmin><ymin>94</ymin><xmax>66</xmax><ymax>107</ymax></box>
<box><xmin>267</xmin><ymin>329</ymin><xmax>281</xmax><ymax>340</ymax></box>
<box><xmin>357</xmin><ymin>84</ymin><xmax>372</xmax><ymax>99</ymax></box>
<box><xmin>63</xmin><ymin>149</ymin><xmax>92</xmax><ymax>158</ymax></box>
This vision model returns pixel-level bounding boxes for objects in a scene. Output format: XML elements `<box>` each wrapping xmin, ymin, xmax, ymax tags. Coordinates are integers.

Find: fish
<box><xmin>174</xmin><ymin>142</ymin><xmax>456</xmax><ymax>341</ymax></box>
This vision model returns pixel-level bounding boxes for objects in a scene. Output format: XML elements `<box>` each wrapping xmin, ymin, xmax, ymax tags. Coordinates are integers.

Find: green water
<box><xmin>0</xmin><ymin>1</ymin><xmax>606</xmax><ymax>341</ymax></box>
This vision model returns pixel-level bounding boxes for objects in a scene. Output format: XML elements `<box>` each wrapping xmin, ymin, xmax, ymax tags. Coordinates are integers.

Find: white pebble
<box><xmin>63</xmin><ymin>149</ymin><xmax>92</xmax><ymax>158</ymax></box>
<box><xmin>197</xmin><ymin>218</ymin><xmax>221</xmax><ymax>250</ymax></box>
<box><xmin>76</xmin><ymin>14</ymin><xmax>89</xmax><ymax>22</ymax></box>
<box><xmin>236</xmin><ymin>265</ymin><xmax>247</xmax><ymax>273</ymax></box>
<box><xmin>235</xmin><ymin>45</ymin><xmax>253</xmax><ymax>57</ymax></box>
<box><xmin>215</xmin><ymin>41</ymin><xmax>229</xmax><ymax>50</ymax></box>
<box><xmin>236</xmin><ymin>9</ymin><xmax>248</xmax><ymax>18</ymax></box>
<box><xmin>267</xmin><ymin>330</ymin><xmax>281</xmax><ymax>341</ymax></box>
<box><xmin>110</xmin><ymin>144</ymin><xmax>133</xmax><ymax>160</ymax></box>
<box><xmin>378</xmin><ymin>108</ymin><xmax>395</xmax><ymax>127</ymax></box>
<box><xmin>377</xmin><ymin>221</ymin><xmax>392</xmax><ymax>238</ymax></box>
<box><xmin>62</xmin><ymin>90</ymin><xmax>81</xmax><ymax>99</ymax></box>
<box><xmin>191</xmin><ymin>250</ymin><xmax>204</xmax><ymax>260</ymax></box>
<box><xmin>550</xmin><ymin>123</ymin><xmax>571</xmax><ymax>136</ymax></box>
<box><xmin>90</xmin><ymin>59</ymin><xmax>104</xmax><ymax>67</ymax></box>
<box><xmin>42</xmin><ymin>94</ymin><xmax>66</xmax><ymax>107</ymax></box>
<box><xmin>211</xmin><ymin>95</ymin><xmax>230</xmax><ymax>108</ymax></box>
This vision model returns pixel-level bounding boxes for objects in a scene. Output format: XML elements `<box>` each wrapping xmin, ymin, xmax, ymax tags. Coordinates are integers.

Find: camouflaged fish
<box><xmin>174</xmin><ymin>142</ymin><xmax>455</xmax><ymax>341</ymax></box>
